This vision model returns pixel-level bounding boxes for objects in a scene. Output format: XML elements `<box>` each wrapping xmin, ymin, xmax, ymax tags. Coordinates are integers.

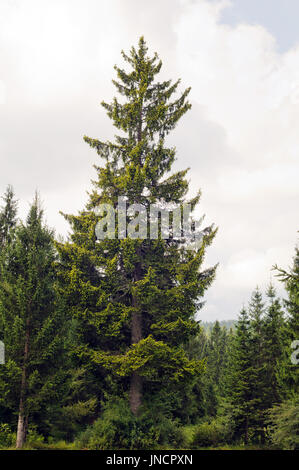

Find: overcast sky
<box><xmin>0</xmin><ymin>0</ymin><xmax>298</xmax><ymax>320</ymax></box>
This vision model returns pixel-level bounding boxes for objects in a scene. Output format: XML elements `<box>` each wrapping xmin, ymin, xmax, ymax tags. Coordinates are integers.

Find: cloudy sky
<box><xmin>0</xmin><ymin>0</ymin><xmax>298</xmax><ymax>320</ymax></box>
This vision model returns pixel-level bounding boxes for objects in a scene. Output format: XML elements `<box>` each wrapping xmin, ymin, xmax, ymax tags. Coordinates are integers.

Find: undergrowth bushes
<box><xmin>191</xmin><ymin>417</ymin><xmax>234</xmax><ymax>448</ymax></box>
<box><xmin>75</xmin><ymin>398</ymin><xmax>185</xmax><ymax>450</ymax></box>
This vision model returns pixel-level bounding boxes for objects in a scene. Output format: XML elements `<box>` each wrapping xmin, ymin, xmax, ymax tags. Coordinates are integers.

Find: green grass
<box><xmin>1</xmin><ymin>444</ymin><xmax>273</xmax><ymax>451</ymax></box>
<box><xmin>0</xmin><ymin>441</ymin><xmax>78</xmax><ymax>451</ymax></box>
<box><xmin>0</xmin><ymin>430</ymin><xmax>273</xmax><ymax>451</ymax></box>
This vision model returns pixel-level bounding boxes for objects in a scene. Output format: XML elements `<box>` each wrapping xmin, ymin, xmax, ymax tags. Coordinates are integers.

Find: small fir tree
<box><xmin>0</xmin><ymin>195</ymin><xmax>67</xmax><ymax>448</ymax></box>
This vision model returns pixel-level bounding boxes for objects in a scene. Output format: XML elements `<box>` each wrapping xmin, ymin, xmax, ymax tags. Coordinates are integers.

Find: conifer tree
<box><xmin>56</xmin><ymin>37</ymin><xmax>217</xmax><ymax>417</ymax></box>
<box><xmin>263</xmin><ymin>284</ymin><xmax>286</xmax><ymax>405</ymax></box>
<box><xmin>0</xmin><ymin>195</ymin><xmax>67</xmax><ymax>448</ymax></box>
<box><xmin>0</xmin><ymin>185</ymin><xmax>18</xmax><ymax>248</ymax></box>
<box><xmin>209</xmin><ymin>321</ymin><xmax>229</xmax><ymax>390</ymax></box>
<box><xmin>183</xmin><ymin>326</ymin><xmax>209</xmax><ymax>420</ymax></box>
<box><xmin>275</xmin><ymin>247</ymin><xmax>299</xmax><ymax>341</ymax></box>
<box><xmin>274</xmin><ymin>246</ymin><xmax>299</xmax><ymax>396</ymax></box>
<box><xmin>247</xmin><ymin>287</ymin><xmax>269</xmax><ymax>439</ymax></box>
<box><xmin>265</xmin><ymin>247</ymin><xmax>299</xmax><ymax>450</ymax></box>
<box><xmin>225</xmin><ymin>307</ymin><xmax>257</xmax><ymax>444</ymax></box>
<box><xmin>202</xmin><ymin>321</ymin><xmax>230</xmax><ymax>417</ymax></box>
<box><xmin>248</xmin><ymin>287</ymin><xmax>264</xmax><ymax>349</ymax></box>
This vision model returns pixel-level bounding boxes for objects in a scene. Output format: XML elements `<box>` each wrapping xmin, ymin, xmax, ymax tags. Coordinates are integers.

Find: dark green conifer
<box><xmin>202</xmin><ymin>321</ymin><xmax>230</xmax><ymax>417</ymax></box>
<box><xmin>56</xmin><ymin>37</ymin><xmax>217</xmax><ymax>417</ymax></box>
<box><xmin>263</xmin><ymin>284</ymin><xmax>286</xmax><ymax>405</ymax></box>
<box><xmin>225</xmin><ymin>307</ymin><xmax>257</xmax><ymax>444</ymax></box>
<box><xmin>0</xmin><ymin>195</ymin><xmax>67</xmax><ymax>448</ymax></box>
<box><xmin>274</xmin><ymin>246</ymin><xmax>299</xmax><ymax>396</ymax></box>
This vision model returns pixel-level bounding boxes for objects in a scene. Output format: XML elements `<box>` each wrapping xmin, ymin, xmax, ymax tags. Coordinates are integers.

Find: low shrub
<box><xmin>0</xmin><ymin>423</ymin><xmax>16</xmax><ymax>448</ymax></box>
<box><xmin>26</xmin><ymin>426</ymin><xmax>45</xmax><ymax>445</ymax></box>
<box><xmin>76</xmin><ymin>398</ymin><xmax>185</xmax><ymax>450</ymax></box>
<box><xmin>266</xmin><ymin>398</ymin><xmax>299</xmax><ymax>450</ymax></box>
<box><xmin>191</xmin><ymin>417</ymin><xmax>233</xmax><ymax>448</ymax></box>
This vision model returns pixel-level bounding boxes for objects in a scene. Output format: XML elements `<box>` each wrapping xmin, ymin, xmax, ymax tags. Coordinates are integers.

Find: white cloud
<box><xmin>0</xmin><ymin>0</ymin><xmax>298</xmax><ymax>320</ymax></box>
<box><xmin>215</xmin><ymin>164</ymin><xmax>299</xmax><ymax>202</ymax></box>
<box><xmin>0</xmin><ymin>80</ymin><xmax>5</xmax><ymax>104</ymax></box>
<box><xmin>175</xmin><ymin>0</ymin><xmax>299</xmax><ymax>166</ymax></box>
<box><xmin>172</xmin><ymin>0</ymin><xmax>299</xmax><ymax>319</ymax></box>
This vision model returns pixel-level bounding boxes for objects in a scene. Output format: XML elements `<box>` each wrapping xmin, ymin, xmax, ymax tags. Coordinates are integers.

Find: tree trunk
<box><xmin>129</xmin><ymin>109</ymin><xmax>144</xmax><ymax>416</ymax></box>
<box><xmin>129</xmin><ymin>371</ymin><xmax>142</xmax><ymax>416</ymax></box>
<box><xmin>129</xmin><ymin>252</ymin><xmax>143</xmax><ymax>416</ymax></box>
<box><xmin>16</xmin><ymin>406</ymin><xmax>26</xmax><ymax>449</ymax></box>
<box><xmin>16</xmin><ymin>320</ymin><xmax>30</xmax><ymax>449</ymax></box>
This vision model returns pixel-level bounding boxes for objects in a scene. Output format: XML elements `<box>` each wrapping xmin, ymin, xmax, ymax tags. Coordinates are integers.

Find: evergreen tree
<box><xmin>202</xmin><ymin>321</ymin><xmax>230</xmax><ymax>417</ymax></box>
<box><xmin>0</xmin><ymin>195</ymin><xmax>67</xmax><ymax>448</ymax></box>
<box><xmin>225</xmin><ymin>307</ymin><xmax>257</xmax><ymax>444</ymax></box>
<box><xmin>56</xmin><ymin>37</ymin><xmax>217</xmax><ymax>420</ymax></box>
<box><xmin>247</xmin><ymin>287</ymin><xmax>268</xmax><ymax>440</ymax></box>
<box><xmin>263</xmin><ymin>284</ymin><xmax>286</xmax><ymax>405</ymax></box>
<box><xmin>225</xmin><ymin>286</ymin><xmax>293</xmax><ymax>444</ymax></box>
<box><xmin>267</xmin><ymin>397</ymin><xmax>299</xmax><ymax>450</ymax></box>
<box><xmin>209</xmin><ymin>322</ymin><xmax>229</xmax><ymax>392</ymax></box>
<box><xmin>0</xmin><ymin>185</ymin><xmax>18</xmax><ymax>248</ymax></box>
<box><xmin>183</xmin><ymin>326</ymin><xmax>209</xmax><ymax>421</ymax></box>
<box><xmin>274</xmin><ymin>246</ymin><xmax>299</xmax><ymax>396</ymax></box>
<box><xmin>248</xmin><ymin>287</ymin><xmax>265</xmax><ymax>351</ymax></box>
<box><xmin>275</xmin><ymin>246</ymin><xmax>299</xmax><ymax>342</ymax></box>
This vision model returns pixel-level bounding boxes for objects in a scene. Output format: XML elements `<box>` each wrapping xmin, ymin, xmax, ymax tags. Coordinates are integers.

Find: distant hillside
<box><xmin>201</xmin><ymin>319</ymin><xmax>236</xmax><ymax>333</ymax></box>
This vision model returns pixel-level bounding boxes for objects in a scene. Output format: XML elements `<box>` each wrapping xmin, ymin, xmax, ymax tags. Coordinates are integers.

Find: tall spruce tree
<box><xmin>0</xmin><ymin>195</ymin><xmax>67</xmax><ymax>448</ymax></box>
<box><xmin>56</xmin><ymin>37</ymin><xmax>217</xmax><ymax>418</ymax></box>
